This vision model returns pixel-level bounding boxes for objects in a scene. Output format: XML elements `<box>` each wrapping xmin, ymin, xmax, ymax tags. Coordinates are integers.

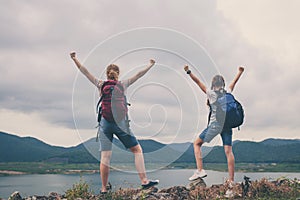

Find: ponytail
<box><xmin>107</xmin><ymin>70</ymin><xmax>118</xmax><ymax>80</ymax></box>
<box><xmin>106</xmin><ymin>64</ymin><xmax>119</xmax><ymax>81</ymax></box>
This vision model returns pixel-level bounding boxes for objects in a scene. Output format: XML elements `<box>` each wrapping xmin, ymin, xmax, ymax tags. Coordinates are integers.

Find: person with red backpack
<box><xmin>184</xmin><ymin>65</ymin><xmax>245</xmax><ymax>186</ymax></box>
<box><xmin>70</xmin><ymin>52</ymin><xmax>159</xmax><ymax>194</ymax></box>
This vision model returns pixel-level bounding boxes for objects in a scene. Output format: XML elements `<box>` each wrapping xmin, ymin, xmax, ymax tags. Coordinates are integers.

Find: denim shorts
<box><xmin>199</xmin><ymin>121</ymin><xmax>233</xmax><ymax>146</ymax></box>
<box><xmin>98</xmin><ymin>117</ymin><xmax>139</xmax><ymax>151</ymax></box>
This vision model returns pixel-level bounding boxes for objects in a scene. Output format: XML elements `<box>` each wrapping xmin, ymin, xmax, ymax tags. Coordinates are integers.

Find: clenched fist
<box><xmin>184</xmin><ymin>65</ymin><xmax>189</xmax><ymax>72</ymax></box>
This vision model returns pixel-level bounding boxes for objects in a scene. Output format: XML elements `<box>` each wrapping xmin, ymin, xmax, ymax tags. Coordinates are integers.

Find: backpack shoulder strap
<box><xmin>96</xmin><ymin>95</ymin><xmax>103</xmax><ymax>113</ymax></box>
<box><xmin>207</xmin><ymin>103</ymin><xmax>212</xmax><ymax>127</ymax></box>
<box><xmin>96</xmin><ymin>81</ymin><xmax>108</xmax><ymax>113</ymax></box>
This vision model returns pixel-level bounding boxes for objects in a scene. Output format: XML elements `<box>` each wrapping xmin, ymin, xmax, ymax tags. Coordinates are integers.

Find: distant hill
<box><xmin>204</xmin><ymin>140</ymin><xmax>300</xmax><ymax>163</ymax></box>
<box><xmin>261</xmin><ymin>138</ymin><xmax>300</xmax><ymax>146</ymax></box>
<box><xmin>1</xmin><ymin>131</ymin><xmax>300</xmax><ymax>164</ymax></box>
<box><xmin>0</xmin><ymin>131</ymin><xmax>66</xmax><ymax>162</ymax></box>
<box><xmin>168</xmin><ymin>142</ymin><xmax>191</xmax><ymax>152</ymax></box>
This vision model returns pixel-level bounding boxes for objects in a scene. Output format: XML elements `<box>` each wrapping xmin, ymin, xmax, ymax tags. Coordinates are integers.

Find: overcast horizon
<box><xmin>1</xmin><ymin>1</ymin><xmax>299</xmax><ymax>147</ymax></box>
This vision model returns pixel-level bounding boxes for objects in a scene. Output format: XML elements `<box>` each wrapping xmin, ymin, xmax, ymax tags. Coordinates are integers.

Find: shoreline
<box><xmin>1</xmin><ymin>167</ymin><xmax>300</xmax><ymax>176</ymax></box>
<box><xmin>0</xmin><ymin>170</ymin><xmax>26</xmax><ymax>175</ymax></box>
<box><xmin>1</xmin><ymin>162</ymin><xmax>300</xmax><ymax>176</ymax></box>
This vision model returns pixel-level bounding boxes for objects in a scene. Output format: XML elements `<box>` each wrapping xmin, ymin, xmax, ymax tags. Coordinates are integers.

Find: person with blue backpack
<box><xmin>70</xmin><ymin>52</ymin><xmax>159</xmax><ymax>194</ymax></box>
<box><xmin>184</xmin><ymin>65</ymin><xmax>245</xmax><ymax>186</ymax></box>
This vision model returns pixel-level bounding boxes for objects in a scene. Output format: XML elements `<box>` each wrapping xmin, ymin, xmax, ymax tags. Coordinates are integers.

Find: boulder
<box><xmin>8</xmin><ymin>191</ymin><xmax>22</xmax><ymax>200</ymax></box>
<box><xmin>48</xmin><ymin>192</ymin><xmax>62</xmax><ymax>200</ymax></box>
<box><xmin>186</xmin><ymin>177</ymin><xmax>206</xmax><ymax>190</ymax></box>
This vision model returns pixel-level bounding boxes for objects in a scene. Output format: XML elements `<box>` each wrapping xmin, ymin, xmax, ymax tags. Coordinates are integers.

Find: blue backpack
<box><xmin>209</xmin><ymin>91</ymin><xmax>244</xmax><ymax>129</ymax></box>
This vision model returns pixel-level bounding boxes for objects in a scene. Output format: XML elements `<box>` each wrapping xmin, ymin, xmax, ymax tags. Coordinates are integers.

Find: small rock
<box><xmin>145</xmin><ymin>187</ymin><xmax>158</xmax><ymax>193</ymax></box>
<box><xmin>159</xmin><ymin>186</ymin><xmax>189</xmax><ymax>199</ymax></box>
<box><xmin>152</xmin><ymin>192</ymin><xmax>170</xmax><ymax>199</ymax></box>
<box><xmin>9</xmin><ymin>191</ymin><xmax>22</xmax><ymax>200</ymax></box>
<box><xmin>186</xmin><ymin>178</ymin><xmax>206</xmax><ymax>190</ymax></box>
<box><xmin>48</xmin><ymin>192</ymin><xmax>62</xmax><ymax>200</ymax></box>
<box><xmin>132</xmin><ymin>187</ymin><xmax>158</xmax><ymax>200</ymax></box>
<box><xmin>224</xmin><ymin>189</ymin><xmax>234</xmax><ymax>198</ymax></box>
<box><xmin>30</xmin><ymin>195</ymin><xmax>49</xmax><ymax>200</ymax></box>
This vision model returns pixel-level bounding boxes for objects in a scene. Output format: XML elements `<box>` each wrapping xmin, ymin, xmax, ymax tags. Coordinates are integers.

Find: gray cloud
<box><xmin>0</xmin><ymin>0</ymin><xmax>299</xmax><ymax>146</ymax></box>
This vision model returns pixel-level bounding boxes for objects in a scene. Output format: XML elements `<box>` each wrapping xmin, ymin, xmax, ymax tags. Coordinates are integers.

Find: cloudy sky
<box><xmin>0</xmin><ymin>0</ymin><xmax>299</xmax><ymax>147</ymax></box>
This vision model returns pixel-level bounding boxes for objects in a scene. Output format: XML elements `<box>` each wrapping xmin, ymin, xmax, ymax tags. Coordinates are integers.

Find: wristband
<box><xmin>186</xmin><ymin>70</ymin><xmax>191</xmax><ymax>74</ymax></box>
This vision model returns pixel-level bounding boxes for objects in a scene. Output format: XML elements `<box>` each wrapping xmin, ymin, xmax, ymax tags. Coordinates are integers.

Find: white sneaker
<box><xmin>189</xmin><ymin>169</ymin><xmax>207</xmax><ymax>181</ymax></box>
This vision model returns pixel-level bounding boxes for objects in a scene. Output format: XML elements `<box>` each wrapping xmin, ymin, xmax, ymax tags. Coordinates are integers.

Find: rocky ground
<box><xmin>5</xmin><ymin>177</ymin><xmax>300</xmax><ymax>200</ymax></box>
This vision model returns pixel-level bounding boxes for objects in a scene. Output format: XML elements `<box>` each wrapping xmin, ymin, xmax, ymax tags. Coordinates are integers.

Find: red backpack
<box><xmin>96</xmin><ymin>80</ymin><xmax>129</xmax><ymax>123</ymax></box>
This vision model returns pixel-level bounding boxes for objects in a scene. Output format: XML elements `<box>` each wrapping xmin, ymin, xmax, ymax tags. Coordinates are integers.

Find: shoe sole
<box><xmin>189</xmin><ymin>174</ymin><xmax>207</xmax><ymax>181</ymax></box>
<box><xmin>141</xmin><ymin>181</ymin><xmax>159</xmax><ymax>189</ymax></box>
<box><xmin>100</xmin><ymin>192</ymin><xmax>108</xmax><ymax>195</ymax></box>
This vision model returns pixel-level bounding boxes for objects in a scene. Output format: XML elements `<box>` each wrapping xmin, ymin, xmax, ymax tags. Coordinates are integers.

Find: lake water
<box><xmin>1</xmin><ymin>169</ymin><xmax>299</xmax><ymax>198</ymax></box>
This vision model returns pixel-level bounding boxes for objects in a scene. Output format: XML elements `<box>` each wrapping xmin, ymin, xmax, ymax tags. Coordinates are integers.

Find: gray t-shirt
<box><xmin>207</xmin><ymin>90</ymin><xmax>218</xmax><ymax>124</ymax></box>
<box><xmin>207</xmin><ymin>89</ymin><xmax>231</xmax><ymax>124</ymax></box>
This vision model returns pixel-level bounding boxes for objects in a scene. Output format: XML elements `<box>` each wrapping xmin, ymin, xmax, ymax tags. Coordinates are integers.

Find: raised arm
<box><xmin>184</xmin><ymin>65</ymin><xmax>207</xmax><ymax>94</ymax></box>
<box><xmin>126</xmin><ymin>59</ymin><xmax>156</xmax><ymax>86</ymax></box>
<box><xmin>70</xmin><ymin>52</ymin><xmax>100</xmax><ymax>86</ymax></box>
<box><xmin>228</xmin><ymin>66</ymin><xmax>245</xmax><ymax>92</ymax></box>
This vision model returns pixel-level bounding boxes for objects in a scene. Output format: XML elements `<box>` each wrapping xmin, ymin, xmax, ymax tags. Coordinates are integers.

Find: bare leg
<box><xmin>100</xmin><ymin>150</ymin><xmax>112</xmax><ymax>192</ymax></box>
<box><xmin>130</xmin><ymin>144</ymin><xmax>148</xmax><ymax>184</ymax></box>
<box><xmin>224</xmin><ymin>145</ymin><xmax>235</xmax><ymax>182</ymax></box>
<box><xmin>194</xmin><ymin>137</ymin><xmax>204</xmax><ymax>171</ymax></box>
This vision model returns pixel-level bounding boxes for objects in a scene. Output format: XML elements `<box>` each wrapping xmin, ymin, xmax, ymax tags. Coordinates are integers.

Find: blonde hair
<box><xmin>106</xmin><ymin>64</ymin><xmax>119</xmax><ymax>80</ymax></box>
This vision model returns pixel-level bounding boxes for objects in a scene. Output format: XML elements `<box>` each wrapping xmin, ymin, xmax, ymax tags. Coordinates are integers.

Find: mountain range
<box><xmin>1</xmin><ymin>131</ymin><xmax>300</xmax><ymax>164</ymax></box>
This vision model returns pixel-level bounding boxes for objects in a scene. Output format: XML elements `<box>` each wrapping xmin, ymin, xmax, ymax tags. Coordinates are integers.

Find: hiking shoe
<box><xmin>100</xmin><ymin>191</ymin><xmax>107</xmax><ymax>195</ymax></box>
<box><xmin>141</xmin><ymin>180</ymin><xmax>159</xmax><ymax>189</ymax></box>
<box><xmin>106</xmin><ymin>182</ymin><xmax>112</xmax><ymax>190</ymax></box>
<box><xmin>100</xmin><ymin>182</ymin><xmax>112</xmax><ymax>195</ymax></box>
<box><xmin>189</xmin><ymin>169</ymin><xmax>207</xmax><ymax>181</ymax></box>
